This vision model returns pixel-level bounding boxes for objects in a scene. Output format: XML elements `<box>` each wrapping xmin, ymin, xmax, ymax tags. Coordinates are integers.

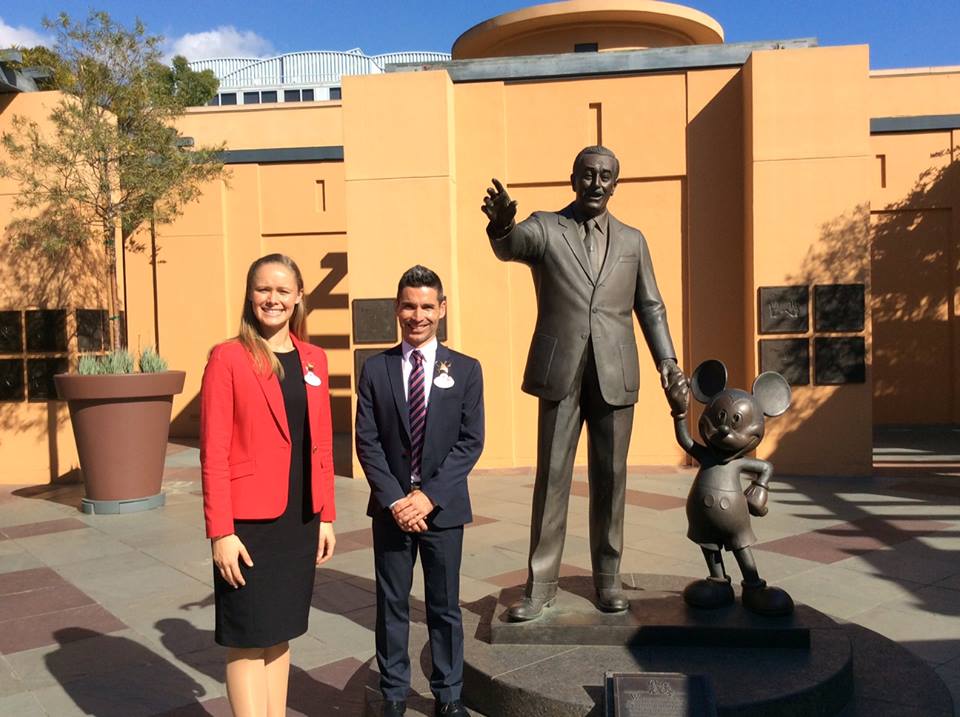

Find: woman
<box><xmin>200</xmin><ymin>253</ymin><xmax>336</xmax><ymax>716</ymax></box>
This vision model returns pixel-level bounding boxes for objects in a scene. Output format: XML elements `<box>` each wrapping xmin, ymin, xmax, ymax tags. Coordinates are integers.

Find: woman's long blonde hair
<box><xmin>238</xmin><ymin>253</ymin><xmax>307</xmax><ymax>379</ymax></box>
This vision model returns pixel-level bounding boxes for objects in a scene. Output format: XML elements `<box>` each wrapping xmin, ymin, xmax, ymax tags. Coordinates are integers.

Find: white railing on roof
<box><xmin>189</xmin><ymin>50</ymin><xmax>451</xmax><ymax>89</ymax></box>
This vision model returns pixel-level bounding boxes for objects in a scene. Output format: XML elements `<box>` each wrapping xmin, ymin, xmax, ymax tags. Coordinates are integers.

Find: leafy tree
<box><xmin>0</xmin><ymin>11</ymin><xmax>225</xmax><ymax>349</ymax></box>
<box><xmin>149</xmin><ymin>55</ymin><xmax>219</xmax><ymax>108</ymax></box>
<box><xmin>11</xmin><ymin>45</ymin><xmax>220</xmax><ymax>107</ymax></box>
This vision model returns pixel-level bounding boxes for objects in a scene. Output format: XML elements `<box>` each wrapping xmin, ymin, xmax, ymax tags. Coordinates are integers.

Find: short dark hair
<box><xmin>397</xmin><ymin>265</ymin><xmax>445</xmax><ymax>301</ymax></box>
<box><xmin>572</xmin><ymin>145</ymin><xmax>620</xmax><ymax>179</ymax></box>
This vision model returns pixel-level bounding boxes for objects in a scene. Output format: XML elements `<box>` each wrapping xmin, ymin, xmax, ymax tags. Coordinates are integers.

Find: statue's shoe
<box><xmin>595</xmin><ymin>588</ymin><xmax>629</xmax><ymax>613</ymax></box>
<box><xmin>506</xmin><ymin>595</ymin><xmax>555</xmax><ymax>622</ymax></box>
<box><xmin>682</xmin><ymin>577</ymin><xmax>735</xmax><ymax>609</ymax></box>
<box><xmin>741</xmin><ymin>580</ymin><xmax>794</xmax><ymax>616</ymax></box>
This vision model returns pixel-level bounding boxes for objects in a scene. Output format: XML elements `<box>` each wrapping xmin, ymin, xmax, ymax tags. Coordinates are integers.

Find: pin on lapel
<box><xmin>304</xmin><ymin>362</ymin><xmax>322</xmax><ymax>386</ymax></box>
<box><xmin>433</xmin><ymin>360</ymin><xmax>454</xmax><ymax>389</ymax></box>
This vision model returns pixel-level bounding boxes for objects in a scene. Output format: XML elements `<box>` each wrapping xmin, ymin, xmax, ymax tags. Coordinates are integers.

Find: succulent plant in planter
<box><xmin>55</xmin><ymin>347</ymin><xmax>185</xmax><ymax>515</ymax></box>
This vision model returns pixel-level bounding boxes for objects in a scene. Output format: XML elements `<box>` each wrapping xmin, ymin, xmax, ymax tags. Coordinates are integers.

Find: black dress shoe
<box><xmin>506</xmin><ymin>595</ymin><xmax>555</xmax><ymax>621</ymax></box>
<box><xmin>381</xmin><ymin>700</ymin><xmax>406</xmax><ymax>716</ymax></box>
<box><xmin>595</xmin><ymin>587</ymin><xmax>629</xmax><ymax>612</ymax></box>
<box><xmin>435</xmin><ymin>699</ymin><xmax>470</xmax><ymax>716</ymax></box>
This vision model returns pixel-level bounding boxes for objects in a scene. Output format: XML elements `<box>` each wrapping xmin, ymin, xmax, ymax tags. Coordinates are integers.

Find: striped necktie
<box><xmin>408</xmin><ymin>349</ymin><xmax>427</xmax><ymax>482</ymax></box>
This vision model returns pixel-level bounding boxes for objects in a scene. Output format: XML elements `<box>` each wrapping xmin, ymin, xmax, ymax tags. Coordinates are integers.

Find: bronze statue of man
<box><xmin>482</xmin><ymin>145</ymin><xmax>687</xmax><ymax>621</ymax></box>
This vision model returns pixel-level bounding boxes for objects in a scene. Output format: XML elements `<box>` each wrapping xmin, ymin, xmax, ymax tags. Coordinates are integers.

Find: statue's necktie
<box><xmin>408</xmin><ymin>349</ymin><xmax>427</xmax><ymax>482</ymax></box>
<box><xmin>584</xmin><ymin>220</ymin><xmax>601</xmax><ymax>277</ymax></box>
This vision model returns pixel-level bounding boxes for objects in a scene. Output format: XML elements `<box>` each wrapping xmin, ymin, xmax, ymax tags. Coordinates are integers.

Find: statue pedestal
<box><xmin>457</xmin><ymin>574</ymin><xmax>949</xmax><ymax>717</ymax></box>
<box><xmin>362</xmin><ymin>574</ymin><xmax>953</xmax><ymax>716</ymax></box>
<box><xmin>488</xmin><ymin>574</ymin><xmax>811</xmax><ymax>648</ymax></box>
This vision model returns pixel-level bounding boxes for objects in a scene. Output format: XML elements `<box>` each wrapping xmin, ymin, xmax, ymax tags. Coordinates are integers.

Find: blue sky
<box><xmin>1</xmin><ymin>1</ymin><xmax>958</xmax><ymax>70</ymax></box>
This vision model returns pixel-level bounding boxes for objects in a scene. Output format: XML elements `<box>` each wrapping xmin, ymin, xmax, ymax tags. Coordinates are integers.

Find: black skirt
<box><xmin>214</xmin><ymin>349</ymin><xmax>319</xmax><ymax>648</ymax></box>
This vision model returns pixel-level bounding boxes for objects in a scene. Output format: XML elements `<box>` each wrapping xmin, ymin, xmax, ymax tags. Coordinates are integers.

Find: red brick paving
<box><xmin>0</xmin><ymin>567</ymin><xmax>126</xmax><ymax>654</ymax></box>
<box><xmin>0</xmin><ymin>517</ymin><xmax>88</xmax><ymax>539</ymax></box>
<box><xmin>569</xmin><ymin>480</ymin><xmax>687</xmax><ymax>510</ymax></box>
<box><xmin>756</xmin><ymin>516</ymin><xmax>953</xmax><ymax>564</ymax></box>
<box><xmin>0</xmin><ymin>603</ymin><xmax>127</xmax><ymax>654</ymax></box>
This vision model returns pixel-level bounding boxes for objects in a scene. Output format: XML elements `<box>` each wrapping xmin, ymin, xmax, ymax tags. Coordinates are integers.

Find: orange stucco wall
<box><xmin>0</xmin><ymin>92</ymin><xmax>95</xmax><ymax>484</ymax></box>
<box><xmin>2</xmin><ymin>40</ymin><xmax>959</xmax><ymax>485</ymax></box>
<box><xmin>868</xmin><ymin>70</ymin><xmax>960</xmax><ymax>427</ymax></box>
<box><xmin>123</xmin><ymin>102</ymin><xmax>352</xmax><ymax>467</ymax></box>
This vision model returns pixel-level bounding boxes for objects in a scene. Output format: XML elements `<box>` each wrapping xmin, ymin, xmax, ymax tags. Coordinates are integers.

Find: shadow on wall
<box><xmin>749</xmin><ymin>149</ymin><xmax>960</xmax><ymax>621</ymax></box>
<box><xmin>766</xmin><ymin>145</ymin><xmax>958</xmax><ymax>469</ymax></box>
<box><xmin>870</xmin><ymin>156</ymin><xmax>959</xmax><ymax>426</ymax></box>
<box><xmin>0</xmin><ymin>209</ymin><xmax>107</xmax><ymax>482</ymax></box>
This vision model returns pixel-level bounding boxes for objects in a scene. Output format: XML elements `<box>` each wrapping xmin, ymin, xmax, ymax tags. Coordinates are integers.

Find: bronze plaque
<box><xmin>0</xmin><ymin>311</ymin><xmax>23</xmax><ymax>354</ymax></box>
<box><xmin>758</xmin><ymin>286</ymin><xmax>808</xmax><ymax>334</ymax></box>
<box><xmin>605</xmin><ymin>672</ymin><xmax>716</xmax><ymax>717</ymax></box>
<box><xmin>815</xmin><ymin>337</ymin><xmax>865</xmax><ymax>385</ymax></box>
<box><xmin>352</xmin><ymin>298</ymin><xmax>397</xmax><ymax>345</ymax></box>
<box><xmin>759</xmin><ymin>339</ymin><xmax>810</xmax><ymax>386</ymax></box>
<box><xmin>814</xmin><ymin>284</ymin><xmax>865</xmax><ymax>332</ymax></box>
<box><xmin>354</xmin><ymin>348</ymin><xmax>384</xmax><ymax>383</ymax></box>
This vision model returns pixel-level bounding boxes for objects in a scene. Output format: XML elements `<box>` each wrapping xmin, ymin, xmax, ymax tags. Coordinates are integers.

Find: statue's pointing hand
<box><xmin>482</xmin><ymin>178</ymin><xmax>518</xmax><ymax>233</ymax></box>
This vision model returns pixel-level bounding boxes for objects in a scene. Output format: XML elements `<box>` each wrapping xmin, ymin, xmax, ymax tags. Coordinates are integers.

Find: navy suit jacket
<box><xmin>356</xmin><ymin>343</ymin><xmax>484</xmax><ymax>529</ymax></box>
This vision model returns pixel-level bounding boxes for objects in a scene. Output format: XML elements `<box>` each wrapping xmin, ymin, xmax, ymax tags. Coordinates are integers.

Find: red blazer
<box><xmin>200</xmin><ymin>335</ymin><xmax>336</xmax><ymax>538</ymax></box>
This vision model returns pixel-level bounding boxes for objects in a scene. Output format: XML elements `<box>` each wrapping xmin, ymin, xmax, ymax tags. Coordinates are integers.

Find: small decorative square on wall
<box><xmin>758</xmin><ymin>287</ymin><xmax>809</xmax><ymax>334</ymax></box>
<box><xmin>352</xmin><ymin>299</ymin><xmax>397</xmax><ymax>345</ymax></box>
<box><xmin>814</xmin><ymin>284</ymin><xmax>865</xmax><ymax>332</ymax></box>
<box><xmin>759</xmin><ymin>339</ymin><xmax>810</xmax><ymax>385</ymax></box>
<box><xmin>815</xmin><ymin>337</ymin><xmax>866</xmax><ymax>385</ymax></box>
<box><xmin>354</xmin><ymin>348</ymin><xmax>384</xmax><ymax>382</ymax></box>
<box><xmin>0</xmin><ymin>312</ymin><xmax>23</xmax><ymax>354</ymax></box>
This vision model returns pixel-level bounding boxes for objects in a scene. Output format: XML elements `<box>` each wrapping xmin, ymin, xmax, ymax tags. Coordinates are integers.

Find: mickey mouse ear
<box><xmin>753</xmin><ymin>372</ymin><xmax>791</xmax><ymax>417</ymax></box>
<box><xmin>691</xmin><ymin>360</ymin><xmax>727</xmax><ymax>403</ymax></box>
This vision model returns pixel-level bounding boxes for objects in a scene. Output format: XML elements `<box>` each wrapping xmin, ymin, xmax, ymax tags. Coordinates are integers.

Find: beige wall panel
<box><xmin>685</xmin><ymin>68</ymin><xmax>747</xmax><ymax>388</ymax></box>
<box><xmin>870</xmin><ymin>132</ymin><xmax>953</xmax><ymax>210</ymax></box>
<box><xmin>346</xmin><ymin>176</ymin><xmax>456</xmax><ymax>476</ymax></box>
<box><xmin>764</xmin><ymin>384</ymin><xmax>874</xmax><ymax>476</ymax></box>
<box><xmin>869</xmin><ymin>72</ymin><xmax>960</xmax><ymax>119</ymax></box>
<box><xmin>342</xmin><ymin>71</ymin><xmax>454</xmax><ymax>181</ymax></box>
<box><xmin>124</xmin><ymin>225</ymin><xmax>158</xmax><ymax>351</ymax></box>
<box><xmin>178</xmin><ymin>103</ymin><xmax>343</xmax><ymax>149</ymax></box>
<box><xmin>751</xmin><ymin>158</ymin><xmax>873</xmax><ymax>287</ymax></box>
<box><xmin>345</xmin><ymin>177</ymin><xmax>455</xmax><ymax>302</ymax></box>
<box><xmin>260</xmin><ymin>162</ymin><xmax>346</xmax><ymax>235</ymax></box>
<box><xmin>453</xmin><ymin>81</ymin><xmax>518</xmax><ymax>467</ymax></box>
<box><xmin>0</xmin><ymin>403</ymin><xmax>78</xmax><ymax>485</ymax></box>
<box><xmin>159</xmin><ymin>178</ymin><xmax>225</xmax><ymax>238</ymax></box>
<box><xmin>154</xmin><ymin>226</ymin><xmax>230</xmax><ymax>434</ymax></box>
<box><xmin>0</xmin><ymin>93</ymin><xmax>64</xmax><ymax>196</ymax></box>
<box><xmin>503</xmin><ymin>74</ymin><xmax>686</xmax><ymax>183</ymax></box>
<box><xmin>748</xmin><ymin>45</ymin><xmax>871</xmax><ymax>162</ymax></box>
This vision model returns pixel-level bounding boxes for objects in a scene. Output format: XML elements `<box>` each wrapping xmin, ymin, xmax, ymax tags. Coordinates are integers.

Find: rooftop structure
<box><xmin>189</xmin><ymin>48</ymin><xmax>451</xmax><ymax>105</ymax></box>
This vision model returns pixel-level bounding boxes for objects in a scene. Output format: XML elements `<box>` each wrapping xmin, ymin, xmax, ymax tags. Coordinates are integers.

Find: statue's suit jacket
<box><xmin>489</xmin><ymin>203</ymin><xmax>676</xmax><ymax>405</ymax></box>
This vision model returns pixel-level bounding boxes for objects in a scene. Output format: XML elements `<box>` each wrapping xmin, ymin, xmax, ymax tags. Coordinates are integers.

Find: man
<box><xmin>482</xmin><ymin>145</ymin><xmax>687</xmax><ymax>621</ymax></box>
<box><xmin>356</xmin><ymin>265</ymin><xmax>484</xmax><ymax>717</ymax></box>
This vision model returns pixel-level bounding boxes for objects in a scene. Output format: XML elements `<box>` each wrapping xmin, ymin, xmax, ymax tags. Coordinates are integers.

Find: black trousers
<box><xmin>372</xmin><ymin>513</ymin><xmax>464</xmax><ymax>702</ymax></box>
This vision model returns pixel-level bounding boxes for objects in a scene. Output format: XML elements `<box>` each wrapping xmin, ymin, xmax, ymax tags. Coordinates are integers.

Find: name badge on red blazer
<box><xmin>304</xmin><ymin>363</ymin><xmax>322</xmax><ymax>387</ymax></box>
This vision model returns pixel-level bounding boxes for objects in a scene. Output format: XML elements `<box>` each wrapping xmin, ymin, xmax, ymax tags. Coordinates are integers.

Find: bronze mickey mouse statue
<box><xmin>666</xmin><ymin>359</ymin><xmax>794</xmax><ymax>616</ymax></box>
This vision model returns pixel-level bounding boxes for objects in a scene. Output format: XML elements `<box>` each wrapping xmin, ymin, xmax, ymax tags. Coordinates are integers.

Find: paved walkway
<box><xmin>0</xmin><ymin>443</ymin><xmax>959</xmax><ymax>715</ymax></box>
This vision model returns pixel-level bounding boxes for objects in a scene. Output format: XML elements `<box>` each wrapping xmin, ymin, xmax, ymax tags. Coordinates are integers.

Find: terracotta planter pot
<box><xmin>55</xmin><ymin>371</ymin><xmax>186</xmax><ymax>514</ymax></box>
